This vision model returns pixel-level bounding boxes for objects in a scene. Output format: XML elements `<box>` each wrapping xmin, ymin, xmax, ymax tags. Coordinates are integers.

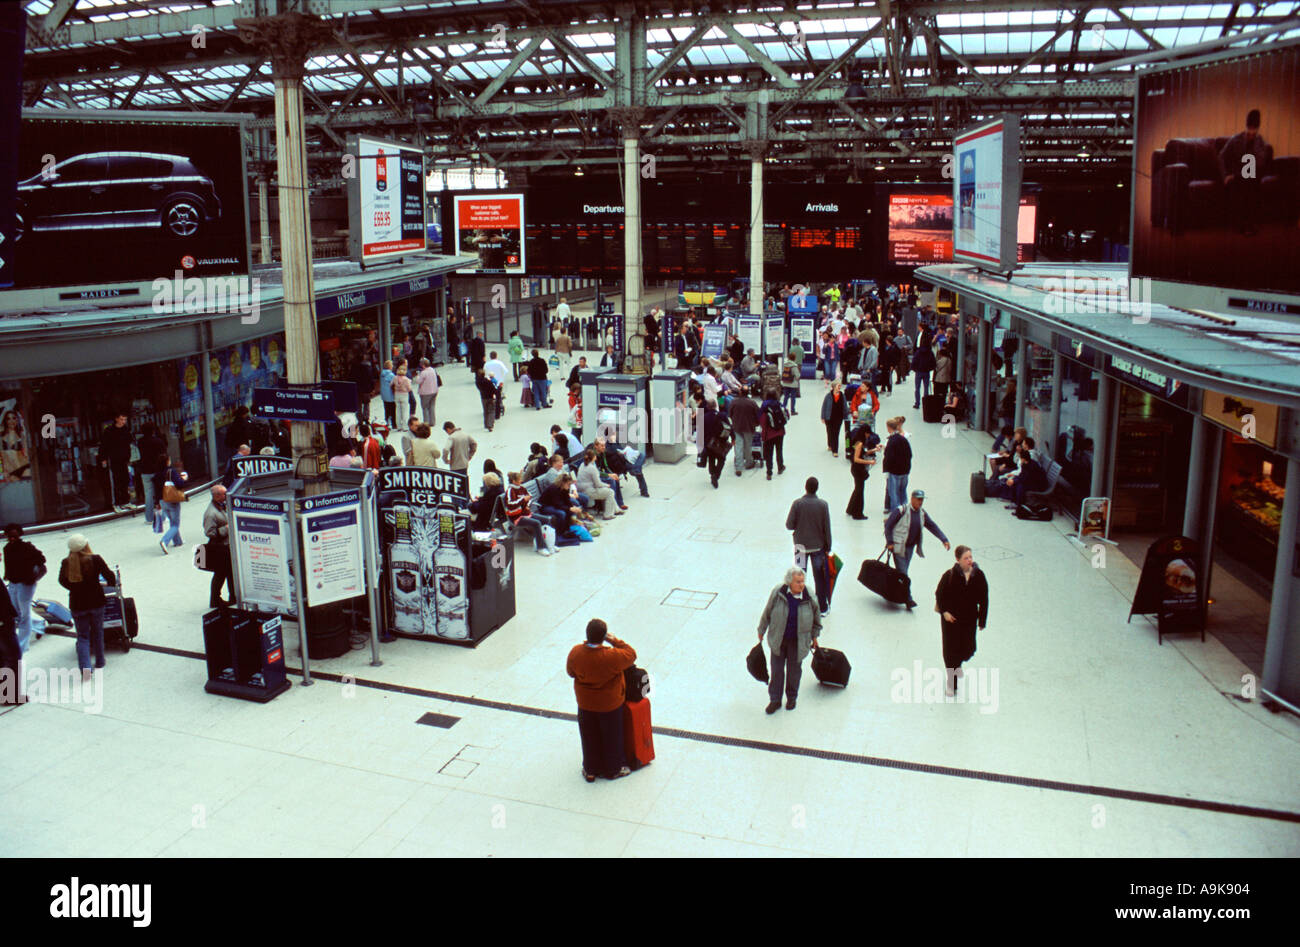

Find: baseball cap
<box><xmin>911</xmin><ymin>489</ymin><xmax>926</xmax><ymax>499</ymax></box>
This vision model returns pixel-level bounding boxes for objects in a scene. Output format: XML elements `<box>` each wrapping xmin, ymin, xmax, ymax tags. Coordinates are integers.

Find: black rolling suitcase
<box><xmin>857</xmin><ymin>548</ymin><xmax>910</xmax><ymax>605</ymax></box>
<box><xmin>970</xmin><ymin>472</ymin><xmax>986</xmax><ymax>504</ymax></box>
<box><xmin>100</xmin><ymin>566</ymin><xmax>139</xmax><ymax>652</ymax></box>
<box><xmin>922</xmin><ymin>394</ymin><xmax>945</xmax><ymax>423</ymax></box>
<box><xmin>811</xmin><ymin>646</ymin><xmax>851</xmax><ymax>687</ymax></box>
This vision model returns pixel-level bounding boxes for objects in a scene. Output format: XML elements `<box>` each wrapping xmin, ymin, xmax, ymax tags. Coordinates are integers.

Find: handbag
<box><xmin>747</xmin><ymin>643</ymin><xmax>769</xmax><ymax>683</ymax></box>
<box><xmin>194</xmin><ymin>541</ymin><xmax>217</xmax><ymax>572</ymax></box>
<box><xmin>162</xmin><ymin>481</ymin><xmax>186</xmax><ymax>504</ymax></box>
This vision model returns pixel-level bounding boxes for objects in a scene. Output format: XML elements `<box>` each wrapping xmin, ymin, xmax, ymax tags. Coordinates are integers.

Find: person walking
<box><xmin>566</xmin><ymin>618</ymin><xmax>636</xmax><ymax>781</ymax></box>
<box><xmin>759</xmin><ymin>389</ymin><xmax>787</xmax><ymax>481</ymax></box>
<box><xmin>203</xmin><ymin>485</ymin><xmax>234</xmax><ymax>609</ymax></box>
<box><xmin>98</xmin><ymin>413</ymin><xmax>133</xmax><ymax>511</ymax></box>
<box><xmin>441</xmin><ymin>422</ymin><xmax>477</xmax><ymax>473</ymax></box>
<box><xmin>469</xmin><ymin>331</ymin><xmax>486</xmax><ymax>373</ymax></box>
<box><xmin>700</xmin><ymin>397</ymin><xmax>730</xmax><ymax>489</ymax></box>
<box><xmin>934</xmin><ymin>545</ymin><xmax>989</xmax><ymax>697</ymax></box>
<box><xmin>415</xmin><ymin>358</ymin><xmax>440</xmax><ymax>427</ymax></box>
<box><xmin>58</xmin><ymin>534</ymin><xmax>116</xmax><ymax>681</ymax></box>
<box><xmin>474</xmin><ymin>369</ymin><xmax>498</xmax><ymax>432</ymax></box>
<box><xmin>846</xmin><ymin>413</ymin><xmax>880</xmax><ymax>520</ymax></box>
<box><xmin>508</xmin><ymin>330</ymin><xmax>526</xmax><ymax>381</ymax></box>
<box><xmin>933</xmin><ymin>346</ymin><xmax>954</xmax><ymax>404</ymax></box>
<box><xmin>159</xmin><ymin>455</ymin><xmax>188</xmax><ymax>552</ymax></box>
<box><xmin>526</xmin><ymin>349</ymin><xmax>551</xmax><ymax>409</ymax></box>
<box><xmin>878</xmin><ymin>338</ymin><xmax>896</xmax><ymax>396</ymax></box>
<box><xmin>3</xmin><ymin>523</ymin><xmax>46</xmax><ymax>654</ymax></box>
<box><xmin>0</xmin><ymin>575</ymin><xmax>20</xmax><ymax>705</ymax></box>
<box><xmin>883</xmin><ymin>489</ymin><xmax>951</xmax><ymax>610</ymax></box>
<box><xmin>820</xmin><ymin>331</ymin><xmax>840</xmax><ymax>383</ymax></box>
<box><xmin>820</xmin><ymin>380</ymin><xmax>847</xmax><ymax>456</ymax></box>
<box><xmin>786</xmin><ymin>477</ymin><xmax>834</xmax><ymax>616</ymax></box>
<box><xmin>882</xmin><ymin>416</ymin><xmax>912</xmax><ymax>513</ymax></box>
<box><xmin>392</xmin><ymin>364</ymin><xmax>414</xmax><ymax>432</ymax></box>
<box><xmin>555</xmin><ymin>326</ymin><xmax>573</xmax><ymax>377</ymax></box>
<box><xmin>379</xmin><ymin>360</ymin><xmax>398</xmax><ymax>427</ymax></box>
<box><xmin>780</xmin><ymin>354</ymin><xmax>800</xmax><ymax>416</ymax></box>
<box><xmin>136</xmin><ymin>423</ymin><xmax>166</xmax><ymax>528</ymax></box>
<box><xmin>729</xmin><ymin>386</ymin><xmax>760</xmax><ymax>476</ymax></box>
<box><xmin>757</xmin><ymin>567</ymin><xmax>822</xmax><ymax>713</ymax></box>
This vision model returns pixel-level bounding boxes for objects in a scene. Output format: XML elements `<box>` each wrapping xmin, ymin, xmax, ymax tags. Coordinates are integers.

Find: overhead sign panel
<box><xmin>454</xmin><ymin>193</ymin><xmax>525</xmax><ymax>274</ymax></box>
<box><xmin>348</xmin><ymin>134</ymin><xmax>427</xmax><ymax>264</ymax></box>
<box><xmin>952</xmin><ymin>114</ymin><xmax>1021</xmax><ymax>271</ymax></box>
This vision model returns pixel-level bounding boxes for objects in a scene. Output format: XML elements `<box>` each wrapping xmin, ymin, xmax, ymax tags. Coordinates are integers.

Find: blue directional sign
<box><xmin>252</xmin><ymin>387</ymin><xmax>336</xmax><ymax>422</ymax></box>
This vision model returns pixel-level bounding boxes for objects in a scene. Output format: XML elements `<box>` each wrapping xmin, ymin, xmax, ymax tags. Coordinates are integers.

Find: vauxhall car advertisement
<box><xmin>12</xmin><ymin>112</ymin><xmax>250</xmax><ymax>290</ymax></box>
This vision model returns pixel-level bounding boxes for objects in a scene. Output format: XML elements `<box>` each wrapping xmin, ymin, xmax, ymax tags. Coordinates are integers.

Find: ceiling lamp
<box><xmin>574</xmin><ymin>166</ymin><xmax>584</xmax><ymax>176</ymax></box>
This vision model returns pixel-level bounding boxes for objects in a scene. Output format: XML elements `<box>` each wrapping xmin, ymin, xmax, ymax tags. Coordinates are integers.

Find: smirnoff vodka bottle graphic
<box><xmin>389</xmin><ymin>505</ymin><xmax>424</xmax><ymax>635</ymax></box>
<box><xmin>434</xmin><ymin>505</ymin><xmax>469</xmax><ymax>640</ymax></box>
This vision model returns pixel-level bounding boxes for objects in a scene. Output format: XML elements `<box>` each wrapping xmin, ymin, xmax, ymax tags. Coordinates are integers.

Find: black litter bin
<box><xmin>203</xmin><ymin>608</ymin><xmax>291</xmax><ymax>702</ymax></box>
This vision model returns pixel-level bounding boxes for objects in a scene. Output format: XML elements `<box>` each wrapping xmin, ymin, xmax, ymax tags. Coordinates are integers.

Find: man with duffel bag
<box><xmin>882</xmin><ymin>489</ymin><xmax>950</xmax><ymax>610</ymax></box>
<box><xmin>757</xmin><ymin>567</ymin><xmax>822</xmax><ymax>714</ymax></box>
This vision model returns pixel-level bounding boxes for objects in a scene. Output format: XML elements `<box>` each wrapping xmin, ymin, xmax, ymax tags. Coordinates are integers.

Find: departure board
<box><xmin>764</xmin><ymin>223</ymin><xmax>786</xmax><ymax>265</ymax></box>
<box><xmin>789</xmin><ymin>226</ymin><xmax>861</xmax><ymax>250</ymax></box>
<box><xmin>525</xmin><ymin>224</ymin><xmax>551</xmax><ymax>273</ymax></box>
<box><xmin>602</xmin><ymin>223</ymin><xmax>625</xmax><ymax>270</ymax></box>
<box><xmin>683</xmin><ymin>223</ymin><xmax>710</xmax><ymax>274</ymax></box>
<box><xmin>711</xmin><ymin>223</ymin><xmax>744</xmax><ymax>274</ymax></box>
<box><xmin>549</xmin><ymin>223</ymin><xmax>579</xmax><ymax>273</ymax></box>
<box><xmin>576</xmin><ymin>224</ymin><xmax>602</xmax><ymax>274</ymax></box>
<box><xmin>655</xmin><ymin>223</ymin><xmax>685</xmax><ymax>271</ymax></box>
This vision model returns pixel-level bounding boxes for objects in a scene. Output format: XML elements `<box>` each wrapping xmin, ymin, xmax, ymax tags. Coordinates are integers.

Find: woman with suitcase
<box><xmin>756</xmin><ymin>567</ymin><xmax>822</xmax><ymax>714</ymax></box>
<box><xmin>934</xmin><ymin>545</ymin><xmax>988</xmax><ymax>697</ymax></box>
<box><xmin>58</xmin><ymin>534</ymin><xmax>116</xmax><ymax>682</ymax></box>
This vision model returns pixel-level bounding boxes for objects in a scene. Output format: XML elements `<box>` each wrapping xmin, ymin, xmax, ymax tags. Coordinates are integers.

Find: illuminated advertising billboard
<box><xmin>888</xmin><ymin>191</ymin><xmax>953</xmax><ymax>263</ymax></box>
<box><xmin>348</xmin><ymin>135</ymin><xmax>426</xmax><ymax>264</ymax></box>
<box><xmin>1017</xmin><ymin>194</ymin><xmax>1038</xmax><ymax>263</ymax></box>
<box><xmin>952</xmin><ymin>115</ymin><xmax>1022</xmax><ymax>270</ymax></box>
<box><xmin>453</xmin><ymin>193</ymin><xmax>525</xmax><ymax>274</ymax></box>
<box><xmin>1132</xmin><ymin>42</ymin><xmax>1300</xmax><ymax>297</ymax></box>
<box><xmin>10</xmin><ymin>111</ymin><xmax>249</xmax><ymax>291</ymax></box>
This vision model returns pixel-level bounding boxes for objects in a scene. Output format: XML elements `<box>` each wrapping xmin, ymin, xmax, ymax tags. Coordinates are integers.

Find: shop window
<box><xmin>1217</xmin><ymin>436</ymin><xmax>1287</xmax><ymax>580</ymax></box>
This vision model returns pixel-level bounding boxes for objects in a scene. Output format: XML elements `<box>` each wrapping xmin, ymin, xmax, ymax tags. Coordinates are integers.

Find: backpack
<box><xmin>762</xmin><ymin>401</ymin><xmax>785</xmax><ymax>430</ymax></box>
<box><xmin>781</xmin><ymin>365</ymin><xmax>795</xmax><ymax>383</ymax></box>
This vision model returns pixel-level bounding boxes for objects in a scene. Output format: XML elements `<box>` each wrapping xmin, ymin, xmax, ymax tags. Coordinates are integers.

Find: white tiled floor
<box><xmin>3</xmin><ymin>349</ymin><xmax>1299</xmax><ymax>858</ymax></box>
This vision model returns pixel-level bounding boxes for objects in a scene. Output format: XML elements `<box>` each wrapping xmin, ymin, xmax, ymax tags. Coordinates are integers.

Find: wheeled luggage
<box><xmin>970</xmin><ymin>472</ymin><xmax>986</xmax><ymax>504</ymax></box>
<box><xmin>922</xmin><ymin>394</ymin><xmax>945</xmax><ymax>423</ymax></box>
<box><xmin>857</xmin><ymin>548</ymin><xmax>910</xmax><ymax>605</ymax></box>
<box><xmin>32</xmin><ymin>599</ymin><xmax>73</xmax><ymax>628</ymax></box>
<box><xmin>623</xmin><ymin>697</ymin><xmax>655</xmax><ymax>770</ymax></box>
<box><xmin>810</xmin><ymin>646</ymin><xmax>851</xmax><ymax>687</ymax></box>
<box><xmin>100</xmin><ymin>567</ymin><xmax>139</xmax><ymax>652</ymax></box>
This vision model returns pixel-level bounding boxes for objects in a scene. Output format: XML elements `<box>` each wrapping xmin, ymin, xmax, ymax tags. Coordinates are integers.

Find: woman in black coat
<box><xmin>934</xmin><ymin>545</ymin><xmax>988</xmax><ymax>695</ymax></box>
<box><xmin>58</xmin><ymin>534</ymin><xmax>116</xmax><ymax>679</ymax></box>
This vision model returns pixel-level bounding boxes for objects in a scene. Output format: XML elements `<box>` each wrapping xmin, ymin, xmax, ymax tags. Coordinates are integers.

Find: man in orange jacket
<box><xmin>566</xmin><ymin>618</ymin><xmax>637</xmax><ymax>782</ymax></box>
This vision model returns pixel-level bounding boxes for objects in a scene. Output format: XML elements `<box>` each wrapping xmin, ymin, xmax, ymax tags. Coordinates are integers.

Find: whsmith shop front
<box><xmin>0</xmin><ymin>257</ymin><xmax>470</xmax><ymax>527</ymax></box>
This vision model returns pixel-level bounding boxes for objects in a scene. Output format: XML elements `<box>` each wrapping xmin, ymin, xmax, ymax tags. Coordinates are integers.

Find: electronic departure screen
<box><xmin>576</xmin><ymin>224</ymin><xmax>602</xmax><ymax>274</ymax></box>
<box><xmin>789</xmin><ymin>226</ymin><xmax>861</xmax><ymax>250</ymax></box>
<box><xmin>683</xmin><ymin>224</ymin><xmax>710</xmax><ymax>274</ymax></box>
<box><xmin>602</xmin><ymin>223</ymin><xmax>625</xmax><ymax>270</ymax></box>
<box><xmin>763</xmin><ymin>223</ymin><xmax>787</xmax><ymax>265</ymax></box>
<box><xmin>711</xmin><ymin>223</ymin><xmax>744</xmax><ymax>274</ymax></box>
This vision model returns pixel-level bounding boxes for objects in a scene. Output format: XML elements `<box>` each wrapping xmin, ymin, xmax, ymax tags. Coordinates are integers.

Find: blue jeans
<box><xmin>622</xmin><ymin>450</ymin><xmax>649</xmax><ymax>495</ymax></box>
<box><xmin>9</xmin><ymin>583</ymin><xmax>35</xmax><ymax>654</ymax></box>
<box><xmin>781</xmin><ymin>389</ymin><xmax>797</xmax><ymax>413</ymax></box>
<box><xmin>886</xmin><ymin>473</ymin><xmax>909</xmax><ymax>513</ymax></box>
<box><xmin>531</xmin><ymin>378</ymin><xmax>549</xmax><ymax>409</ymax></box>
<box><xmin>891</xmin><ymin>545</ymin><xmax>914</xmax><ymax>576</ymax></box>
<box><xmin>823</xmin><ymin>357</ymin><xmax>837</xmax><ymax>379</ymax></box>
<box><xmin>72</xmin><ymin>607</ymin><xmax>106</xmax><ymax>671</ymax></box>
<box><xmin>141</xmin><ymin>476</ymin><xmax>157</xmax><ymax>525</ymax></box>
<box><xmin>914</xmin><ymin>370</ymin><xmax>931</xmax><ymax>406</ymax></box>
<box><xmin>161</xmin><ymin>500</ymin><xmax>183</xmax><ymax>546</ymax></box>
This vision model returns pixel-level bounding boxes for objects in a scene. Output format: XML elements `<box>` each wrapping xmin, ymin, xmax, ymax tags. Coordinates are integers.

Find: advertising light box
<box><xmin>953</xmin><ymin>115</ymin><xmax>1022</xmax><ymax>271</ymax></box>
<box><xmin>11</xmin><ymin>111</ymin><xmax>250</xmax><ymax>292</ymax></box>
<box><xmin>1132</xmin><ymin>42</ymin><xmax>1300</xmax><ymax>297</ymax></box>
<box><xmin>889</xmin><ymin>191</ymin><xmax>953</xmax><ymax>264</ymax></box>
<box><xmin>453</xmin><ymin>193</ymin><xmax>525</xmax><ymax>274</ymax></box>
<box><xmin>348</xmin><ymin>135</ymin><xmax>426</xmax><ymax>264</ymax></box>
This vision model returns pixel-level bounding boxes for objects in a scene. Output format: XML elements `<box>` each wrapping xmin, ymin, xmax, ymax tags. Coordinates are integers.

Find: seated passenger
<box><xmin>503</xmin><ymin>471</ymin><xmax>554</xmax><ymax>555</ymax></box>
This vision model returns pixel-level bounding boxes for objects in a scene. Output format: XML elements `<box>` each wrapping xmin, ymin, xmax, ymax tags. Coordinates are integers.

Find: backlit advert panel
<box><xmin>1133</xmin><ymin>43</ymin><xmax>1300</xmax><ymax>295</ymax></box>
<box><xmin>454</xmin><ymin>193</ymin><xmax>525</xmax><ymax>274</ymax></box>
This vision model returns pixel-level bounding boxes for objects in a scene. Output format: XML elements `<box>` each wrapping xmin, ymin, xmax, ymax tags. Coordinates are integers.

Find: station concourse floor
<box><xmin>3</xmin><ymin>353</ymin><xmax>1298</xmax><ymax>858</ymax></box>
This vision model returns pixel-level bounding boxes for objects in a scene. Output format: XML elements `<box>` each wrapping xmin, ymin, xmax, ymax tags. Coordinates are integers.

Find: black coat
<box><xmin>935</xmin><ymin>564</ymin><xmax>988</xmax><ymax>668</ymax></box>
<box><xmin>99</xmin><ymin>424</ymin><xmax>132</xmax><ymax>464</ymax></box>
<box><xmin>3</xmin><ymin>539</ymin><xmax>46</xmax><ymax>586</ymax></box>
<box><xmin>883</xmin><ymin>432</ymin><xmax>912</xmax><ymax>475</ymax></box>
<box><xmin>469</xmin><ymin>337</ymin><xmax>486</xmax><ymax>369</ymax></box>
<box><xmin>58</xmin><ymin>554</ymin><xmax>115</xmax><ymax>613</ymax></box>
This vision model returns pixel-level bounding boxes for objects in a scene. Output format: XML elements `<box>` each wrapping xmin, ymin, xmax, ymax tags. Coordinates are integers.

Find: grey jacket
<box><xmin>203</xmin><ymin>500</ymin><xmax>229</xmax><ymax>546</ymax></box>
<box><xmin>786</xmin><ymin>494</ymin><xmax>832</xmax><ymax>554</ymax></box>
<box><xmin>758</xmin><ymin>584</ymin><xmax>822</xmax><ymax>663</ymax></box>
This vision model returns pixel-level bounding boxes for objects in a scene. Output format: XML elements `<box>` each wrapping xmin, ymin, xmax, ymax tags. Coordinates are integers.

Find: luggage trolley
<box><xmin>100</xmin><ymin>566</ymin><xmax>139</xmax><ymax>652</ymax></box>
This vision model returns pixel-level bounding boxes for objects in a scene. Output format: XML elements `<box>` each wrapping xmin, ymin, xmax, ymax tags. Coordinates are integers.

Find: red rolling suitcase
<box><xmin>623</xmin><ymin>698</ymin><xmax>655</xmax><ymax>771</ymax></box>
<box><xmin>857</xmin><ymin>548</ymin><xmax>911</xmax><ymax>605</ymax></box>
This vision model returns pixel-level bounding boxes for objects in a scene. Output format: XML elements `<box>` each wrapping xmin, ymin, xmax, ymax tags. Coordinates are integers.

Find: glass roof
<box><xmin>21</xmin><ymin>0</ymin><xmax>1300</xmax><ymax>108</ymax></box>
